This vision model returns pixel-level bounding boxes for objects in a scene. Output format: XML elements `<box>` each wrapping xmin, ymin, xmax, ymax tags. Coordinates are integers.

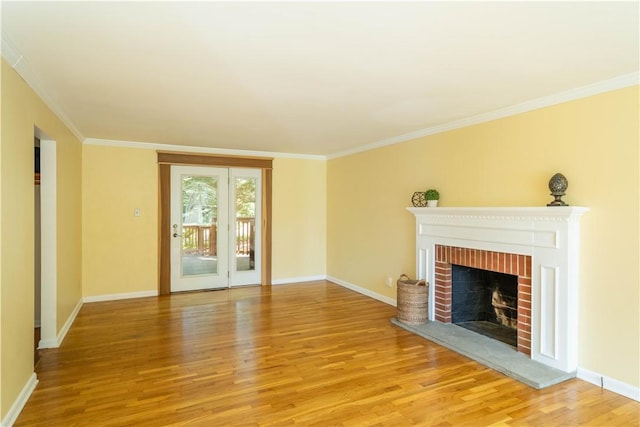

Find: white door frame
<box><xmin>157</xmin><ymin>152</ymin><xmax>273</xmax><ymax>295</ymax></box>
<box><xmin>38</xmin><ymin>133</ymin><xmax>57</xmax><ymax>348</ymax></box>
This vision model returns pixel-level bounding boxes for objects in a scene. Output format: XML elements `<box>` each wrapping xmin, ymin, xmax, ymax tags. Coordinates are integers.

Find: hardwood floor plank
<box><xmin>15</xmin><ymin>281</ymin><xmax>639</xmax><ymax>426</ymax></box>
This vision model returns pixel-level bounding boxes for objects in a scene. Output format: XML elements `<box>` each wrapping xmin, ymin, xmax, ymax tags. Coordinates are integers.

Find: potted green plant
<box><xmin>425</xmin><ymin>189</ymin><xmax>440</xmax><ymax>207</ymax></box>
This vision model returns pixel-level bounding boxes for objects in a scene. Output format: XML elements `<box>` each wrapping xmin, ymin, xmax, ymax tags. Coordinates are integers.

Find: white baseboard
<box><xmin>1</xmin><ymin>373</ymin><xmax>38</xmax><ymax>427</ymax></box>
<box><xmin>82</xmin><ymin>290</ymin><xmax>158</xmax><ymax>303</ymax></box>
<box><xmin>577</xmin><ymin>367</ymin><xmax>640</xmax><ymax>402</ymax></box>
<box><xmin>326</xmin><ymin>275</ymin><xmax>396</xmax><ymax>306</ymax></box>
<box><xmin>271</xmin><ymin>275</ymin><xmax>327</xmax><ymax>285</ymax></box>
<box><xmin>39</xmin><ymin>298</ymin><xmax>83</xmax><ymax>349</ymax></box>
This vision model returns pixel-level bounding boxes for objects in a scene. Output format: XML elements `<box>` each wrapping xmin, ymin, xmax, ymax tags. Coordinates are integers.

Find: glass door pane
<box><xmin>230</xmin><ymin>168</ymin><xmax>261</xmax><ymax>286</ymax></box>
<box><xmin>235</xmin><ymin>176</ymin><xmax>256</xmax><ymax>272</ymax></box>
<box><xmin>181</xmin><ymin>175</ymin><xmax>218</xmax><ymax>277</ymax></box>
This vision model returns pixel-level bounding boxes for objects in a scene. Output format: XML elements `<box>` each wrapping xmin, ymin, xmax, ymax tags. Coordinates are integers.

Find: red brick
<box><xmin>518</xmin><ymin>255</ymin><xmax>525</xmax><ymax>276</ymax></box>
<box><xmin>518</xmin><ymin>337</ymin><xmax>531</xmax><ymax>347</ymax></box>
<box><xmin>519</xmin><ymin>289</ymin><xmax>532</xmax><ymax>298</ymax></box>
<box><xmin>518</xmin><ymin>333</ymin><xmax>531</xmax><ymax>342</ymax></box>
<box><xmin>518</xmin><ymin>300</ymin><xmax>531</xmax><ymax>310</ymax></box>
<box><xmin>519</xmin><ymin>307</ymin><xmax>531</xmax><ymax>317</ymax></box>
<box><xmin>435</xmin><ymin>302</ymin><xmax>449</xmax><ymax>311</ymax></box>
<box><xmin>518</xmin><ymin>345</ymin><xmax>531</xmax><ymax>356</ymax></box>
<box><xmin>524</xmin><ymin>256</ymin><xmax>532</xmax><ymax>278</ymax></box>
<box><xmin>518</xmin><ymin>277</ymin><xmax>532</xmax><ymax>286</ymax></box>
<box><xmin>434</xmin><ymin>301</ymin><xmax>449</xmax><ymax>309</ymax></box>
<box><xmin>435</xmin><ymin>314</ymin><xmax>447</xmax><ymax>322</ymax></box>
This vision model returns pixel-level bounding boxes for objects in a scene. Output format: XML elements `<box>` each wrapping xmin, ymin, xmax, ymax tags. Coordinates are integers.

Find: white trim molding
<box><xmin>1</xmin><ymin>373</ymin><xmax>38</xmax><ymax>427</ymax></box>
<box><xmin>83</xmin><ymin>138</ymin><xmax>327</xmax><ymax>161</ymax></box>
<box><xmin>83</xmin><ymin>290</ymin><xmax>159</xmax><ymax>303</ymax></box>
<box><xmin>271</xmin><ymin>275</ymin><xmax>327</xmax><ymax>285</ymax></box>
<box><xmin>327</xmin><ymin>275</ymin><xmax>396</xmax><ymax>307</ymax></box>
<box><xmin>577</xmin><ymin>367</ymin><xmax>640</xmax><ymax>402</ymax></box>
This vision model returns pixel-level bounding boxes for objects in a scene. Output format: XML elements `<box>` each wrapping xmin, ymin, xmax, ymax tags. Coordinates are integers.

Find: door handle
<box><xmin>173</xmin><ymin>233</ymin><xmax>182</xmax><ymax>238</ymax></box>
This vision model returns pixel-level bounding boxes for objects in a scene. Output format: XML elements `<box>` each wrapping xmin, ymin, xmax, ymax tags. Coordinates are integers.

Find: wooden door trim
<box><xmin>158</xmin><ymin>152</ymin><xmax>273</xmax><ymax>295</ymax></box>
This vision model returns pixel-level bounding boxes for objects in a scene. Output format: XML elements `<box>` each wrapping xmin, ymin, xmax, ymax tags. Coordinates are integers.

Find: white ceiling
<box><xmin>1</xmin><ymin>1</ymin><xmax>638</xmax><ymax>157</ymax></box>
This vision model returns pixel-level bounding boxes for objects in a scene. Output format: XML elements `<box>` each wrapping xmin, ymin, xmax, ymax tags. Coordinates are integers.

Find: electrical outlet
<box><xmin>385</xmin><ymin>276</ymin><xmax>393</xmax><ymax>287</ymax></box>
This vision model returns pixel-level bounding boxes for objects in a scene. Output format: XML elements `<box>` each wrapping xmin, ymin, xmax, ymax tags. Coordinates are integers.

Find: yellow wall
<box><xmin>272</xmin><ymin>158</ymin><xmax>327</xmax><ymax>280</ymax></box>
<box><xmin>328</xmin><ymin>86</ymin><xmax>639</xmax><ymax>388</ymax></box>
<box><xmin>81</xmin><ymin>149</ymin><xmax>327</xmax><ymax>294</ymax></box>
<box><xmin>0</xmin><ymin>60</ymin><xmax>83</xmax><ymax>419</ymax></box>
<box><xmin>82</xmin><ymin>145</ymin><xmax>158</xmax><ymax>297</ymax></box>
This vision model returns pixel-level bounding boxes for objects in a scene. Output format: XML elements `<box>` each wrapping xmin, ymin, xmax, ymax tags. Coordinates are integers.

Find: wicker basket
<box><xmin>396</xmin><ymin>274</ymin><xmax>428</xmax><ymax>325</ymax></box>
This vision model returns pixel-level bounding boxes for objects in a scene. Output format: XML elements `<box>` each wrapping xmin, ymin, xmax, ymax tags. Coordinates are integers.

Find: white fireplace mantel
<box><xmin>407</xmin><ymin>206</ymin><xmax>589</xmax><ymax>373</ymax></box>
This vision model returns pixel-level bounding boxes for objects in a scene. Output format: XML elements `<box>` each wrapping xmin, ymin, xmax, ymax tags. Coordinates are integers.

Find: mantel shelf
<box><xmin>407</xmin><ymin>206</ymin><xmax>588</xmax><ymax>222</ymax></box>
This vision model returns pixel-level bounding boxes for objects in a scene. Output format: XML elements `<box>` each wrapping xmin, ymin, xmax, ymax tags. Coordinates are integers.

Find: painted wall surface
<box><xmin>82</xmin><ymin>145</ymin><xmax>158</xmax><ymax>297</ymax></box>
<box><xmin>327</xmin><ymin>86</ymin><xmax>639</xmax><ymax>388</ymax></box>
<box><xmin>0</xmin><ymin>60</ymin><xmax>83</xmax><ymax>419</ymax></box>
<box><xmin>272</xmin><ymin>158</ymin><xmax>327</xmax><ymax>281</ymax></box>
<box><xmin>82</xmin><ymin>150</ymin><xmax>327</xmax><ymax>295</ymax></box>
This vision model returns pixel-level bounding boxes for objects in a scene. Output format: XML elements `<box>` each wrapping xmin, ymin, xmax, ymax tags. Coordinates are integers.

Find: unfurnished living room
<box><xmin>1</xmin><ymin>1</ymin><xmax>639</xmax><ymax>426</ymax></box>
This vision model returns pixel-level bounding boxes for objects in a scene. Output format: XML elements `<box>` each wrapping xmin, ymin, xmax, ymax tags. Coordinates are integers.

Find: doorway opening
<box><xmin>170</xmin><ymin>166</ymin><xmax>262</xmax><ymax>292</ymax></box>
<box><xmin>34</xmin><ymin>137</ymin><xmax>41</xmax><ymax>365</ymax></box>
<box><xmin>34</xmin><ymin>127</ymin><xmax>57</xmax><ymax>350</ymax></box>
<box><xmin>158</xmin><ymin>152</ymin><xmax>273</xmax><ymax>295</ymax></box>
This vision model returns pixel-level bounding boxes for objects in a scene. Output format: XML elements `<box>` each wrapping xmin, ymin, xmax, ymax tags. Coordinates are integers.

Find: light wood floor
<box><xmin>17</xmin><ymin>281</ymin><xmax>639</xmax><ymax>426</ymax></box>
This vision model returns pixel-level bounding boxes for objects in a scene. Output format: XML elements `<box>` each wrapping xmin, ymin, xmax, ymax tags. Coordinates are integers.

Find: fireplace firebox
<box><xmin>451</xmin><ymin>265</ymin><xmax>518</xmax><ymax>347</ymax></box>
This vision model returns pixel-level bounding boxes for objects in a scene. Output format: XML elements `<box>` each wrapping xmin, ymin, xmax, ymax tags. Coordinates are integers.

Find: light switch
<box><xmin>134</xmin><ymin>208</ymin><xmax>141</xmax><ymax>217</ymax></box>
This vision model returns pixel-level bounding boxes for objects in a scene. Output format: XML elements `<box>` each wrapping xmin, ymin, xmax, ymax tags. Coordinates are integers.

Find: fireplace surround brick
<box><xmin>435</xmin><ymin>244</ymin><xmax>532</xmax><ymax>355</ymax></box>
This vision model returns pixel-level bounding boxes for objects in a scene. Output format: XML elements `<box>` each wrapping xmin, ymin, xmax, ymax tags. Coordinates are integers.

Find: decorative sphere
<box><xmin>548</xmin><ymin>173</ymin><xmax>568</xmax><ymax>195</ymax></box>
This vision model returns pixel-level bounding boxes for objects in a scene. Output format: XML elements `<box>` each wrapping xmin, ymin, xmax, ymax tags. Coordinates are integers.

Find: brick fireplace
<box><xmin>434</xmin><ymin>245</ymin><xmax>532</xmax><ymax>355</ymax></box>
<box><xmin>407</xmin><ymin>206</ymin><xmax>588</xmax><ymax>373</ymax></box>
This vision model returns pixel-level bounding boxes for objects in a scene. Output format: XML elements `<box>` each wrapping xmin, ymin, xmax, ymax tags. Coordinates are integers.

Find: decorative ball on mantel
<box><xmin>547</xmin><ymin>173</ymin><xmax>569</xmax><ymax>206</ymax></box>
<box><xmin>411</xmin><ymin>191</ymin><xmax>427</xmax><ymax>207</ymax></box>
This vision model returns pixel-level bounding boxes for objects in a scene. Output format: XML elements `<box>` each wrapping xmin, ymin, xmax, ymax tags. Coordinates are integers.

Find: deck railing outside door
<box><xmin>182</xmin><ymin>218</ymin><xmax>254</xmax><ymax>256</ymax></box>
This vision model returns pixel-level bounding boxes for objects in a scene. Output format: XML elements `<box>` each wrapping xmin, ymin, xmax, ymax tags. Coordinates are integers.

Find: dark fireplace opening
<box><xmin>451</xmin><ymin>265</ymin><xmax>518</xmax><ymax>347</ymax></box>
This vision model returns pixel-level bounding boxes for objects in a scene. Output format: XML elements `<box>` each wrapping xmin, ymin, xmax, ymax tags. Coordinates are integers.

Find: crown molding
<box><xmin>83</xmin><ymin>138</ymin><xmax>327</xmax><ymax>160</ymax></box>
<box><xmin>1</xmin><ymin>32</ymin><xmax>86</xmax><ymax>143</ymax></box>
<box><xmin>327</xmin><ymin>72</ymin><xmax>639</xmax><ymax>159</ymax></box>
<box><xmin>1</xmin><ymin>32</ymin><xmax>22</xmax><ymax>67</ymax></box>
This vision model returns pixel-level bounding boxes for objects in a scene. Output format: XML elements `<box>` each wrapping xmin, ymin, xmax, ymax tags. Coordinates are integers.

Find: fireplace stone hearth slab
<box><xmin>391</xmin><ymin>318</ymin><xmax>575</xmax><ymax>389</ymax></box>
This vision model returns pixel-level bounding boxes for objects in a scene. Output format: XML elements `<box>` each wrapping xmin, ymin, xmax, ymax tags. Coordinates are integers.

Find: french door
<box><xmin>170</xmin><ymin>165</ymin><xmax>261</xmax><ymax>292</ymax></box>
